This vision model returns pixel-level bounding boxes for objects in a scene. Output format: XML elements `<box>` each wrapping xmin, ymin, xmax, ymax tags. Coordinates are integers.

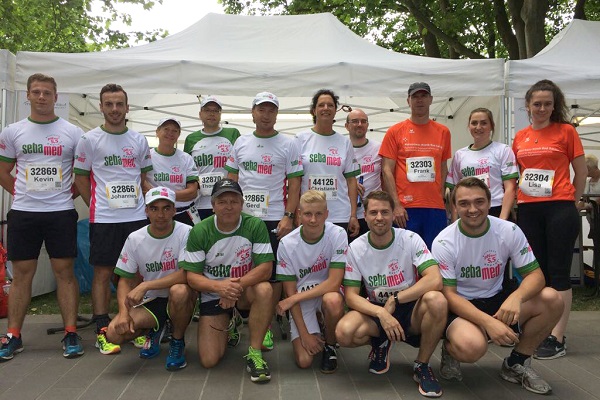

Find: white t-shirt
<box><xmin>431</xmin><ymin>216</ymin><xmax>539</xmax><ymax>300</ymax></box>
<box><xmin>343</xmin><ymin>227</ymin><xmax>437</xmax><ymax>304</ymax></box>
<box><xmin>276</xmin><ymin>222</ymin><xmax>347</xmax><ymax>292</ymax></box>
<box><xmin>114</xmin><ymin>222</ymin><xmax>191</xmax><ymax>299</ymax></box>
<box><xmin>148</xmin><ymin>148</ymin><xmax>199</xmax><ymax>210</ymax></box>
<box><xmin>73</xmin><ymin>126</ymin><xmax>152</xmax><ymax>223</ymax></box>
<box><xmin>446</xmin><ymin>141</ymin><xmax>518</xmax><ymax>207</ymax></box>
<box><xmin>354</xmin><ymin>139</ymin><xmax>382</xmax><ymax>219</ymax></box>
<box><xmin>225</xmin><ymin>132</ymin><xmax>303</xmax><ymax>220</ymax></box>
<box><xmin>0</xmin><ymin>117</ymin><xmax>83</xmax><ymax>212</ymax></box>
<box><xmin>296</xmin><ymin>130</ymin><xmax>360</xmax><ymax>223</ymax></box>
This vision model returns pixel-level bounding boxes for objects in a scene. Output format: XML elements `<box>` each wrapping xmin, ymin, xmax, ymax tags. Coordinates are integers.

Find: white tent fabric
<box><xmin>14</xmin><ymin>13</ymin><xmax>505</xmax><ymax>149</ymax></box>
<box><xmin>506</xmin><ymin>19</ymin><xmax>600</xmax><ymax>148</ymax></box>
<box><xmin>0</xmin><ymin>49</ymin><xmax>15</xmax><ymax>92</ymax></box>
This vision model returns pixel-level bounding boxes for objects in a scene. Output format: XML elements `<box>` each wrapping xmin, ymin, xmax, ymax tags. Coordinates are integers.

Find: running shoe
<box><xmin>500</xmin><ymin>357</ymin><xmax>552</xmax><ymax>394</ymax></box>
<box><xmin>62</xmin><ymin>332</ymin><xmax>84</xmax><ymax>358</ymax></box>
<box><xmin>131</xmin><ymin>335</ymin><xmax>146</xmax><ymax>348</ymax></box>
<box><xmin>140</xmin><ymin>326</ymin><xmax>164</xmax><ymax>359</ymax></box>
<box><xmin>244</xmin><ymin>346</ymin><xmax>271</xmax><ymax>383</ymax></box>
<box><xmin>439</xmin><ymin>342</ymin><xmax>462</xmax><ymax>381</ymax></box>
<box><xmin>261</xmin><ymin>327</ymin><xmax>274</xmax><ymax>351</ymax></box>
<box><xmin>0</xmin><ymin>334</ymin><xmax>23</xmax><ymax>361</ymax></box>
<box><xmin>95</xmin><ymin>328</ymin><xmax>121</xmax><ymax>355</ymax></box>
<box><xmin>368</xmin><ymin>336</ymin><xmax>393</xmax><ymax>374</ymax></box>
<box><xmin>320</xmin><ymin>344</ymin><xmax>338</xmax><ymax>374</ymax></box>
<box><xmin>413</xmin><ymin>361</ymin><xmax>443</xmax><ymax>398</ymax></box>
<box><xmin>533</xmin><ymin>335</ymin><xmax>566</xmax><ymax>360</ymax></box>
<box><xmin>165</xmin><ymin>338</ymin><xmax>187</xmax><ymax>371</ymax></box>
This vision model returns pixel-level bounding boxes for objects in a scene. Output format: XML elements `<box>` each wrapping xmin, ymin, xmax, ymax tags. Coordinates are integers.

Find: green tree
<box><xmin>0</xmin><ymin>0</ymin><xmax>166</xmax><ymax>53</ymax></box>
<box><xmin>219</xmin><ymin>0</ymin><xmax>600</xmax><ymax>59</ymax></box>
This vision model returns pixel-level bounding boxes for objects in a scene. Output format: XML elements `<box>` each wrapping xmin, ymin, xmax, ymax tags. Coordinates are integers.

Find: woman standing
<box><xmin>446</xmin><ymin>108</ymin><xmax>518</xmax><ymax>220</ymax></box>
<box><xmin>147</xmin><ymin>117</ymin><xmax>200</xmax><ymax>226</ymax></box>
<box><xmin>512</xmin><ymin>80</ymin><xmax>587</xmax><ymax>360</ymax></box>
<box><xmin>296</xmin><ymin>89</ymin><xmax>360</xmax><ymax>237</ymax></box>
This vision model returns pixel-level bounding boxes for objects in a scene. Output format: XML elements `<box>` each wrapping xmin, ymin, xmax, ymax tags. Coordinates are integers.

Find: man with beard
<box><xmin>74</xmin><ymin>84</ymin><xmax>153</xmax><ymax>355</ymax></box>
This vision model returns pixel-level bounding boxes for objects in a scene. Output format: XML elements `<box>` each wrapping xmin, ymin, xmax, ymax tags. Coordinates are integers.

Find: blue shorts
<box><xmin>371</xmin><ymin>300</ymin><xmax>421</xmax><ymax>347</ymax></box>
<box><xmin>406</xmin><ymin>208</ymin><xmax>447</xmax><ymax>249</ymax></box>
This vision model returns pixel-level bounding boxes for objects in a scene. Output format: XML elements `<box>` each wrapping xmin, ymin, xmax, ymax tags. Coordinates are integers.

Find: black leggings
<box><xmin>517</xmin><ymin>201</ymin><xmax>578</xmax><ymax>291</ymax></box>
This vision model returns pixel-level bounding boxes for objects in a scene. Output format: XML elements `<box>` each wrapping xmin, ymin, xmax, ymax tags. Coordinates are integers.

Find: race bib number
<box><xmin>199</xmin><ymin>172</ymin><xmax>224</xmax><ymax>196</ymax></box>
<box><xmin>476</xmin><ymin>172</ymin><xmax>491</xmax><ymax>188</ymax></box>
<box><xmin>372</xmin><ymin>283</ymin><xmax>409</xmax><ymax>303</ymax></box>
<box><xmin>406</xmin><ymin>157</ymin><xmax>435</xmax><ymax>182</ymax></box>
<box><xmin>308</xmin><ymin>175</ymin><xmax>338</xmax><ymax>200</ymax></box>
<box><xmin>299</xmin><ymin>281</ymin><xmax>319</xmax><ymax>293</ymax></box>
<box><xmin>519</xmin><ymin>168</ymin><xmax>554</xmax><ymax>197</ymax></box>
<box><xmin>106</xmin><ymin>181</ymin><xmax>138</xmax><ymax>209</ymax></box>
<box><xmin>243</xmin><ymin>190</ymin><xmax>269</xmax><ymax>217</ymax></box>
<box><xmin>25</xmin><ymin>163</ymin><xmax>62</xmax><ymax>191</ymax></box>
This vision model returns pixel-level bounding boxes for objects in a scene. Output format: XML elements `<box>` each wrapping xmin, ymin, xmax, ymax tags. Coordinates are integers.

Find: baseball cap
<box><xmin>157</xmin><ymin>117</ymin><xmax>181</xmax><ymax>129</ymax></box>
<box><xmin>211</xmin><ymin>178</ymin><xmax>244</xmax><ymax>199</ymax></box>
<box><xmin>200</xmin><ymin>95</ymin><xmax>222</xmax><ymax>109</ymax></box>
<box><xmin>252</xmin><ymin>92</ymin><xmax>279</xmax><ymax>108</ymax></box>
<box><xmin>408</xmin><ymin>82</ymin><xmax>431</xmax><ymax>96</ymax></box>
<box><xmin>145</xmin><ymin>186</ymin><xmax>176</xmax><ymax>205</ymax></box>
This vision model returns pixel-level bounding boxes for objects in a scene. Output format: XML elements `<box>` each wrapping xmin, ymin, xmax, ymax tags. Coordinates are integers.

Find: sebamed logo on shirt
<box><xmin>145</xmin><ymin>247</ymin><xmax>177</xmax><ymax>272</ymax></box>
<box><xmin>459</xmin><ymin>264</ymin><xmax>501</xmax><ymax>280</ymax></box>
<box><xmin>309</xmin><ymin>146</ymin><xmax>342</xmax><ymax>166</ymax></box>
<box><xmin>361</xmin><ymin>155</ymin><xmax>375</xmax><ymax>173</ymax></box>
<box><xmin>367</xmin><ymin>260</ymin><xmax>406</xmax><ymax>287</ymax></box>
<box><xmin>206</xmin><ymin>244</ymin><xmax>252</xmax><ymax>278</ymax></box>
<box><xmin>104</xmin><ymin>146</ymin><xmax>136</xmax><ymax>168</ymax></box>
<box><xmin>22</xmin><ymin>135</ymin><xmax>63</xmax><ymax>156</ymax></box>
<box><xmin>299</xmin><ymin>254</ymin><xmax>328</xmax><ymax>278</ymax></box>
<box><xmin>241</xmin><ymin>153</ymin><xmax>274</xmax><ymax>175</ymax></box>
<box><xmin>461</xmin><ymin>158</ymin><xmax>490</xmax><ymax>177</ymax></box>
<box><xmin>153</xmin><ymin>165</ymin><xmax>184</xmax><ymax>184</ymax></box>
<box><xmin>194</xmin><ymin>152</ymin><xmax>227</xmax><ymax>168</ymax></box>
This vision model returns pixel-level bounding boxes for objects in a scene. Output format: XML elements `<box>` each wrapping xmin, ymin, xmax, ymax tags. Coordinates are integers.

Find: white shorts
<box><xmin>289</xmin><ymin>297</ymin><xmax>323</xmax><ymax>341</ymax></box>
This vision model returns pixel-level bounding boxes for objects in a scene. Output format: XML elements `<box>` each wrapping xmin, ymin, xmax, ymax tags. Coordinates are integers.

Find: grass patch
<box><xmin>24</xmin><ymin>286</ymin><xmax>600</xmax><ymax>315</ymax></box>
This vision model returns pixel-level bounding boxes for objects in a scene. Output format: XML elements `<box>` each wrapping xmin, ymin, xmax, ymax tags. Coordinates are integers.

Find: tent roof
<box><xmin>506</xmin><ymin>19</ymin><xmax>600</xmax><ymax>99</ymax></box>
<box><xmin>16</xmin><ymin>13</ymin><xmax>503</xmax><ymax>98</ymax></box>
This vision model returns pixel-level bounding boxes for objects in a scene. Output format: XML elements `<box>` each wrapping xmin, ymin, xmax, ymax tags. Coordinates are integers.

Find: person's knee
<box><xmin>322</xmin><ymin>293</ymin><xmax>344</xmax><ymax>316</ymax></box>
<box><xmin>198</xmin><ymin>344</ymin><xmax>225</xmax><ymax>368</ymax></box>
<box><xmin>93</xmin><ymin>267</ymin><xmax>113</xmax><ymax>282</ymax></box>
<box><xmin>169</xmin><ymin>284</ymin><xmax>192</xmax><ymax>304</ymax></box>
<box><xmin>335</xmin><ymin>318</ymin><xmax>355</xmax><ymax>347</ymax></box>
<box><xmin>251</xmin><ymin>281</ymin><xmax>273</xmax><ymax>304</ymax></box>
<box><xmin>446</xmin><ymin>336</ymin><xmax>486</xmax><ymax>363</ymax></box>
<box><xmin>295</xmin><ymin>351</ymin><xmax>314</xmax><ymax>369</ymax></box>
<box><xmin>421</xmin><ymin>291</ymin><xmax>448</xmax><ymax>319</ymax></box>
<box><xmin>539</xmin><ymin>287</ymin><xmax>564</xmax><ymax>319</ymax></box>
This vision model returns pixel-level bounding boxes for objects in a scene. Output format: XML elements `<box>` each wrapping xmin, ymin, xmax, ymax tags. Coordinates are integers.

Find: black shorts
<box><xmin>199</xmin><ymin>298</ymin><xmax>234</xmax><ymax>317</ymax></box>
<box><xmin>89</xmin><ymin>220</ymin><xmax>147</xmax><ymax>266</ymax></box>
<box><xmin>197</xmin><ymin>208</ymin><xmax>214</xmax><ymax>221</ymax></box>
<box><xmin>264</xmin><ymin>220</ymin><xmax>279</xmax><ymax>282</ymax></box>
<box><xmin>7</xmin><ymin>209</ymin><xmax>78</xmax><ymax>261</ymax></box>
<box><xmin>174</xmin><ymin>210</ymin><xmax>195</xmax><ymax>226</ymax></box>
<box><xmin>446</xmin><ymin>287</ymin><xmax>521</xmax><ymax>335</ymax></box>
<box><xmin>141</xmin><ymin>297</ymin><xmax>169</xmax><ymax>330</ymax></box>
<box><xmin>371</xmin><ymin>300</ymin><xmax>421</xmax><ymax>347</ymax></box>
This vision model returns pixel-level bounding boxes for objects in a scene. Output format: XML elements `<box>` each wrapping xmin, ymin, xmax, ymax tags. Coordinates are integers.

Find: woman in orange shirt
<box><xmin>512</xmin><ymin>80</ymin><xmax>587</xmax><ymax>360</ymax></box>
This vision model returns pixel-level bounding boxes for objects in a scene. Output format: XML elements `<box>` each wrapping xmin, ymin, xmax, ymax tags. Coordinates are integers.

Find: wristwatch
<box><xmin>284</xmin><ymin>211</ymin><xmax>295</xmax><ymax>219</ymax></box>
<box><xmin>393</xmin><ymin>291</ymin><xmax>400</xmax><ymax>305</ymax></box>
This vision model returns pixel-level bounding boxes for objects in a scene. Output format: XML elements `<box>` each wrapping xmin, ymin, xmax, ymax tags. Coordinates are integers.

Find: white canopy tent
<box><xmin>506</xmin><ymin>19</ymin><xmax>600</xmax><ymax>148</ymax></box>
<box><xmin>15</xmin><ymin>12</ymin><xmax>505</xmax><ymax>149</ymax></box>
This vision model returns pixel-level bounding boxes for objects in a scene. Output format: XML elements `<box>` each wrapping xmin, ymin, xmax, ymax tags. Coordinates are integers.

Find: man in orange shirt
<box><xmin>379</xmin><ymin>82</ymin><xmax>451</xmax><ymax>248</ymax></box>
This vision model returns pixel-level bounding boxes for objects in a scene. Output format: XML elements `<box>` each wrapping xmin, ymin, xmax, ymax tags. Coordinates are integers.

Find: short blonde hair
<box><xmin>300</xmin><ymin>190</ymin><xmax>327</xmax><ymax>207</ymax></box>
<box><xmin>586</xmin><ymin>154</ymin><xmax>598</xmax><ymax>169</ymax></box>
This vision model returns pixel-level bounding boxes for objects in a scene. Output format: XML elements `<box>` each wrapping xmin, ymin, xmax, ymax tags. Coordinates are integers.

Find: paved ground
<box><xmin>1</xmin><ymin>312</ymin><xmax>600</xmax><ymax>400</ymax></box>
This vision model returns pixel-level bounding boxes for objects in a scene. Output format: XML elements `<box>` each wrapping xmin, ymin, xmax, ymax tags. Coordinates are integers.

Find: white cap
<box><xmin>157</xmin><ymin>117</ymin><xmax>181</xmax><ymax>128</ymax></box>
<box><xmin>145</xmin><ymin>186</ymin><xmax>176</xmax><ymax>205</ymax></box>
<box><xmin>252</xmin><ymin>92</ymin><xmax>279</xmax><ymax>108</ymax></box>
<box><xmin>200</xmin><ymin>95</ymin><xmax>222</xmax><ymax>109</ymax></box>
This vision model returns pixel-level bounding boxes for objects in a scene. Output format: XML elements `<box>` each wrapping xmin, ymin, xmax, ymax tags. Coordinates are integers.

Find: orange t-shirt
<box><xmin>512</xmin><ymin>123</ymin><xmax>584</xmax><ymax>203</ymax></box>
<box><xmin>379</xmin><ymin>119</ymin><xmax>451</xmax><ymax>209</ymax></box>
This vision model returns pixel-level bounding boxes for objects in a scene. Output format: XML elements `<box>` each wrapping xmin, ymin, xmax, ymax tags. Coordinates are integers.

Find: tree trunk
<box><xmin>492</xmin><ymin>0</ymin><xmax>520</xmax><ymax>59</ymax></box>
<box><xmin>521</xmin><ymin>0</ymin><xmax>549</xmax><ymax>58</ymax></box>
<box><xmin>507</xmin><ymin>0</ymin><xmax>527</xmax><ymax>59</ymax></box>
<box><xmin>574</xmin><ymin>0</ymin><xmax>587</xmax><ymax>20</ymax></box>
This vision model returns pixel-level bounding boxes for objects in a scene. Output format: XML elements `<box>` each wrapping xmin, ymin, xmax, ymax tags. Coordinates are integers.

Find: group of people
<box><xmin>0</xmin><ymin>73</ymin><xmax>586</xmax><ymax>398</ymax></box>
